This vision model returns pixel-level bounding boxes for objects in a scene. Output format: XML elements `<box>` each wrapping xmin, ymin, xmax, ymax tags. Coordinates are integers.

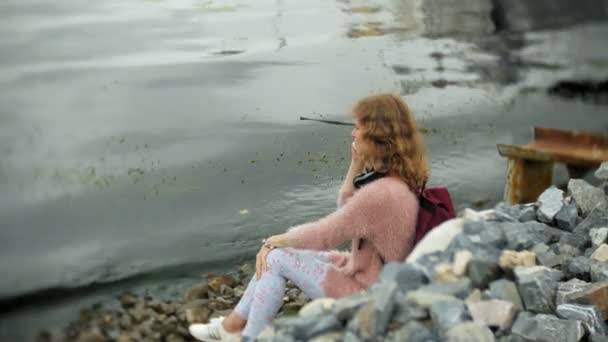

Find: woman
<box><xmin>189</xmin><ymin>94</ymin><xmax>429</xmax><ymax>341</ymax></box>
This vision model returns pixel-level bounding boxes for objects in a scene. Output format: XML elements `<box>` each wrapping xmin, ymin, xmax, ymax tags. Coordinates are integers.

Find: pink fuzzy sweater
<box><xmin>284</xmin><ymin>176</ymin><xmax>419</xmax><ymax>298</ymax></box>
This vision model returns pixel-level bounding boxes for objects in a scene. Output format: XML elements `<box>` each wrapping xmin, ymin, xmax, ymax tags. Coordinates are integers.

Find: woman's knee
<box><xmin>265</xmin><ymin>248</ymin><xmax>288</xmax><ymax>268</ymax></box>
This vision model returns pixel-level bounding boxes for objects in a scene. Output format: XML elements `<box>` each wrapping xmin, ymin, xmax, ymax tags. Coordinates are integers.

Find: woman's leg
<box><xmin>241</xmin><ymin>248</ymin><xmax>329</xmax><ymax>339</ymax></box>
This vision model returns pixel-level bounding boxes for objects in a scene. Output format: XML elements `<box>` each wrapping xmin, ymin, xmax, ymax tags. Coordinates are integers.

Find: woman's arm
<box><xmin>276</xmin><ymin>181</ymin><xmax>387</xmax><ymax>250</ymax></box>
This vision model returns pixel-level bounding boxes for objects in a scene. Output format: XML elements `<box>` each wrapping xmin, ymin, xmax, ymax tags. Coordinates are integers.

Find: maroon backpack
<box><xmin>415</xmin><ymin>186</ymin><xmax>456</xmax><ymax>244</ymax></box>
<box><xmin>353</xmin><ymin>171</ymin><xmax>456</xmax><ymax>245</ymax></box>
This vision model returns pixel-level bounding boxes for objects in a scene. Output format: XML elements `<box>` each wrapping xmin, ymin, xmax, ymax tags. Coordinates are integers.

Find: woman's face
<box><xmin>352</xmin><ymin>119</ymin><xmax>373</xmax><ymax>161</ymax></box>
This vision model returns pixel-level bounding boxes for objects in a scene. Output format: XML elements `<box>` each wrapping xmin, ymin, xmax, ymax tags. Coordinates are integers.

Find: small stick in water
<box><xmin>299</xmin><ymin>116</ymin><xmax>354</xmax><ymax>126</ymax></box>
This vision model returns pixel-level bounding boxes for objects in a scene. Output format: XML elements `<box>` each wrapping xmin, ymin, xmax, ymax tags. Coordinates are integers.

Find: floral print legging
<box><xmin>234</xmin><ymin>248</ymin><xmax>329</xmax><ymax>339</ymax></box>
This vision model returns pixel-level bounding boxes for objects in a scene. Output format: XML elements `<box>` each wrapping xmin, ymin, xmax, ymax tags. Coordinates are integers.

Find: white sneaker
<box><xmin>189</xmin><ymin>316</ymin><xmax>242</xmax><ymax>341</ymax></box>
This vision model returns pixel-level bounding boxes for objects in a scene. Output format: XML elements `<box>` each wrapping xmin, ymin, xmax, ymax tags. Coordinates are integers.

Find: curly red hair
<box><xmin>353</xmin><ymin>94</ymin><xmax>429</xmax><ymax>191</ymax></box>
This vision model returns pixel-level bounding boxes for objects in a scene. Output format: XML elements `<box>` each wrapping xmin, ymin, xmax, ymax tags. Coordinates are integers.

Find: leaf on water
<box><xmin>343</xmin><ymin>6</ymin><xmax>382</xmax><ymax>14</ymax></box>
<box><xmin>347</xmin><ymin>24</ymin><xmax>385</xmax><ymax>38</ymax></box>
<box><xmin>198</xmin><ymin>2</ymin><xmax>239</xmax><ymax>13</ymax></box>
<box><xmin>239</xmin><ymin>209</ymin><xmax>250</xmax><ymax>215</ymax></box>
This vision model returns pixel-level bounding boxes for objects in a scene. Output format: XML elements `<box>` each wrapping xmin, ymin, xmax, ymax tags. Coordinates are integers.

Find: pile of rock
<box><xmin>36</xmin><ymin>265</ymin><xmax>309</xmax><ymax>342</ymax></box>
<box><xmin>258</xmin><ymin>167</ymin><xmax>608</xmax><ymax>342</ymax></box>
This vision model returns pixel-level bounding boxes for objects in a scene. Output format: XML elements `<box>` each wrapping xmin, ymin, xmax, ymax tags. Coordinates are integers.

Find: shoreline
<box><xmin>30</xmin><ymin>164</ymin><xmax>608</xmax><ymax>342</ymax></box>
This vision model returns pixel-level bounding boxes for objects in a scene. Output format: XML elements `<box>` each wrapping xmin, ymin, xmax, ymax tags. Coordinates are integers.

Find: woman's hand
<box><xmin>255</xmin><ymin>245</ymin><xmax>271</xmax><ymax>280</ymax></box>
<box><xmin>351</xmin><ymin>141</ymin><xmax>364</xmax><ymax>169</ymax></box>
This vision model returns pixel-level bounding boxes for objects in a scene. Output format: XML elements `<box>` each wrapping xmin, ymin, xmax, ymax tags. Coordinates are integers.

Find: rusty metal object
<box><xmin>497</xmin><ymin>127</ymin><xmax>608</xmax><ymax>204</ymax></box>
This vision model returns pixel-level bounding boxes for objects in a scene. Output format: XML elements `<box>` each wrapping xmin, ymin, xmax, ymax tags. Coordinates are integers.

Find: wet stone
<box><xmin>569</xmin><ymin>179</ymin><xmax>608</xmax><ymax>216</ymax></box>
<box><xmin>537</xmin><ymin>186</ymin><xmax>565</xmax><ymax>223</ymax></box>
<box><xmin>511</xmin><ymin>312</ymin><xmax>585</xmax><ymax>342</ymax></box>
<box><xmin>488</xmin><ymin>279</ymin><xmax>524</xmax><ymax>311</ymax></box>
<box><xmin>430</xmin><ymin>299</ymin><xmax>467</xmax><ymax>337</ymax></box>
<box><xmin>119</xmin><ymin>293</ymin><xmax>138</xmax><ymax>309</ymax></box>
<box><xmin>574</xmin><ymin>207</ymin><xmax>608</xmax><ymax>236</ymax></box>
<box><xmin>445</xmin><ymin>321</ymin><xmax>495</xmax><ymax>342</ymax></box>
<box><xmin>590</xmin><ymin>228</ymin><xmax>608</xmax><ymax>247</ymax></box>
<box><xmin>515</xmin><ymin>266</ymin><xmax>562</xmax><ymax>314</ymax></box>
<box><xmin>368</xmin><ymin>281</ymin><xmax>398</xmax><ymax>336</ymax></box>
<box><xmin>556</xmin><ymin>304</ymin><xmax>608</xmax><ymax>336</ymax></box>
<box><xmin>467</xmin><ymin>299</ymin><xmax>518</xmax><ymax>330</ymax></box>
<box><xmin>184</xmin><ymin>283</ymin><xmax>209</xmax><ymax>302</ymax></box>
<box><xmin>386</xmin><ymin>320</ymin><xmax>434</xmax><ymax>342</ymax></box>
<box><xmin>379</xmin><ymin>262</ymin><xmax>427</xmax><ymax>294</ymax></box>
<box><xmin>565</xmin><ymin>256</ymin><xmax>591</xmax><ymax>281</ymax></box>
<box><xmin>555</xmin><ymin>202</ymin><xmax>580</xmax><ymax>232</ymax></box>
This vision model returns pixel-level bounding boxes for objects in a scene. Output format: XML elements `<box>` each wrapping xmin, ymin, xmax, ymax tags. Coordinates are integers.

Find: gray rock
<box><xmin>520</xmin><ymin>207</ymin><xmax>538</xmax><ymax>222</ymax></box>
<box><xmin>306</xmin><ymin>315</ymin><xmax>342</xmax><ymax>340</ymax></box>
<box><xmin>418</xmin><ymin>278</ymin><xmax>472</xmax><ymax>300</ymax></box>
<box><xmin>590</xmin><ymin>227</ymin><xmax>608</xmax><ymax>247</ymax></box>
<box><xmin>467</xmin><ymin>259</ymin><xmax>502</xmax><ymax>289</ymax></box>
<box><xmin>556</xmin><ymin>304</ymin><xmax>607</xmax><ymax>336</ymax></box>
<box><xmin>430</xmin><ymin>299</ymin><xmax>467</xmax><ymax>337</ymax></box>
<box><xmin>463</xmin><ymin>221</ymin><xmax>507</xmax><ymax>249</ymax></box>
<box><xmin>405</xmin><ymin>290</ymin><xmax>459</xmax><ymax>309</ymax></box>
<box><xmin>488</xmin><ymin>279</ymin><xmax>524</xmax><ymax>311</ymax></box>
<box><xmin>380</xmin><ymin>262</ymin><xmax>427</xmax><ymax>294</ymax></box>
<box><xmin>386</xmin><ymin>320</ymin><xmax>435</xmax><ymax>342</ymax></box>
<box><xmin>592</xmin><ymin>244</ymin><xmax>608</xmax><ymax>262</ymax></box>
<box><xmin>514</xmin><ymin>266</ymin><xmax>562</xmax><ymax>314</ymax></box>
<box><xmin>532</xmin><ymin>243</ymin><xmax>551</xmax><ymax>254</ymax></box>
<box><xmin>392</xmin><ymin>293</ymin><xmax>428</xmax><ymax>324</ymax></box>
<box><xmin>555</xmin><ymin>202</ymin><xmax>579</xmax><ymax>231</ymax></box>
<box><xmin>347</xmin><ymin>281</ymin><xmax>398</xmax><ymax>340</ymax></box>
<box><xmin>332</xmin><ymin>293</ymin><xmax>371</xmax><ymax>322</ymax></box>
<box><xmin>504</xmin><ymin>222</ymin><xmax>563</xmax><ymax>251</ymax></box>
<box><xmin>590</xmin><ymin>335</ymin><xmax>608</xmax><ymax>342</ymax></box>
<box><xmin>565</xmin><ymin>256</ymin><xmax>591</xmax><ymax>281</ymax></box>
<box><xmin>493</xmin><ymin>202</ymin><xmax>519</xmax><ymax>222</ymax></box>
<box><xmin>553</xmin><ymin>242</ymin><xmax>582</xmax><ymax>258</ymax></box>
<box><xmin>511</xmin><ymin>312</ymin><xmax>585</xmax><ymax>342</ymax></box>
<box><xmin>369</xmin><ymin>281</ymin><xmax>398</xmax><ymax>334</ymax></box>
<box><xmin>558</xmin><ymin>279</ymin><xmax>608</xmax><ymax>320</ymax></box>
<box><xmin>537</xmin><ymin>186</ymin><xmax>565</xmax><ymax>223</ymax></box>
<box><xmin>467</xmin><ymin>299</ymin><xmax>518</xmax><ymax>330</ymax></box>
<box><xmin>556</xmin><ymin>278</ymin><xmax>590</xmax><ymax>306</ymax></box>
<box><xmin>537</xmin><ymin>251</ymin><xmax>564</xmax><ymax>268</ymax></box>
<box><xmin>591</xmin><ymin>260</ymin><xmax>608</xmax><ymax>282</ymax></box>
<box><xmin>273</xmin><ymin>315</ymin><xmax>322</xmax><ymax>341</ymax></box>
<box><xmin>445</xmin><ymin>322</ymin><xmax>495</xmax><ymax>342</ymax></box>
<box><xmin>559</xmin><ymin>233</ymin><xmax>590</xmax><ymax>250</ymax></box>
<box><xmin>309</xmin><ymin>332</ymin><xmax>345</xmax><ymax>342</ymax></box>
<box><xmin>574</xmin><ymin>207</ymin><xmax>608</xmax><ymax>236</ymax></box>
<box><xmin>595</xmin><ymin>162</ymin><xmax>608</xmax><ymax>181</ymax></box>
<box><xmin>569</xmin><ymin>179</ymin><xmax>608</xmax><ymax>216</ymax></box>
<box><xmin>407</xmin><ymin>252</ymin><xmax>446</xmax><ymax>281</ymax></box>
